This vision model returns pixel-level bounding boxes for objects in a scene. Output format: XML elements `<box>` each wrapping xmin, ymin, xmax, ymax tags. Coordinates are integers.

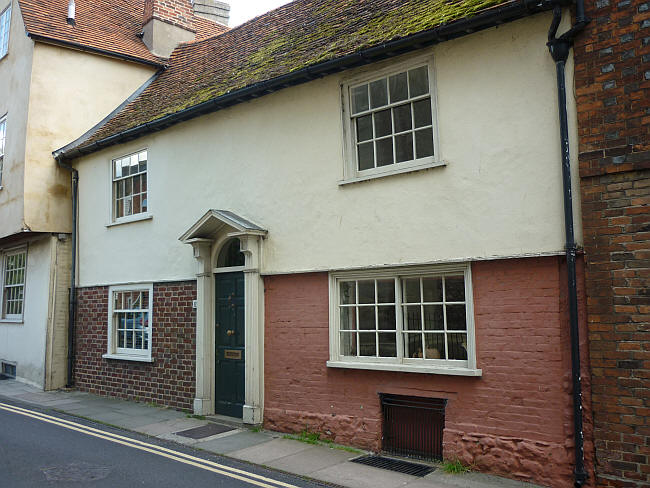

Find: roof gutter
<box><xmin>546</xmin><ymin>1</ymin><xmax>590</xmax><ymax>486</ymax></box>
<box><xmin>27</xmin><ymin>33</ymin><xmax>165</xmax><ymax>68</ymax></box>
<box><xmin>54</xmin><ymin>0</ymin><xmax>561</xmax><ymax>161</ymax></box>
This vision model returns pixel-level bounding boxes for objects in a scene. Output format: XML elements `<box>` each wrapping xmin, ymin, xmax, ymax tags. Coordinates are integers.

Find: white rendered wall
<box><xmin>75</xmin><ymin>12</ymin><xmax>582</xmax><ymax>287</ymax></box>
<box><xmin>0</xmin><ymin>236</ymin><xmax>52</xmax><ymax>387</ymax></box>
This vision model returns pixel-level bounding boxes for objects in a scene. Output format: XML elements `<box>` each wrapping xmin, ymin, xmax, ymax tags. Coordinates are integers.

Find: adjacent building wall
<box><xmin>574</xmin><ymin>1</ymin><xmax>650</xmax><ymax>486</ymax></box>
<box><xmin>0</xmin><ymin>235</ymin><xmax>54</xmax><ymax>387</ymax></box>
<box><xmin>23</xmin><ymin>43</ymin><xmax>156</xmax><ymax>234</ymax></box>
<box><xmin>263</xmin><ymin>257</ymin><xmax>594</xmax><ymax>488</ymax></box>
<box><xmin>73</xmin><ymin>12</ymin><xmax>581</xmax><ymax>286</ymax></box>
<box><xmin>0</xmin><ymin>0</ymin><xmax>34</xmax><ymax>238</ymax></box>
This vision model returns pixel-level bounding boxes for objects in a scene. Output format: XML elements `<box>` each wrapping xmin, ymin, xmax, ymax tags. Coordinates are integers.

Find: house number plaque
<box><xmin>224</xmin><ymin>350</ymin><xmax>242</xmax><ymax>360</ymax></box>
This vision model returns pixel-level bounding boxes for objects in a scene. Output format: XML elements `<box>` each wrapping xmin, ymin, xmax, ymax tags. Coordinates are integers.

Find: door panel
<box><xmin>215</xmin><ymin>272</ymin><xmax>245</xmax><ymax>418</ymax></box>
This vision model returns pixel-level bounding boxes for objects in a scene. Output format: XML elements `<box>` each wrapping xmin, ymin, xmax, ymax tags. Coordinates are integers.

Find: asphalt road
<box><xmin>0</xmin><ymin>400</ymin><xmax>328</xmax><ymax>488</ymax></box>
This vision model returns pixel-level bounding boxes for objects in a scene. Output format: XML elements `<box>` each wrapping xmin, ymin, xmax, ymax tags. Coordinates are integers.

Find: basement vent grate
<box><xmin>350</xmin><ymin>455</ymin><xmax>435</xmax><ymax>477</ymax></box>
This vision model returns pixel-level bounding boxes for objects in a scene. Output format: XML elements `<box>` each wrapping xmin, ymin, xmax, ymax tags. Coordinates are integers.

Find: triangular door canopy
<box><xmin>179</xmin><ymin>209</ymin><xmax>267</xmax><ymax>243</ymax></box>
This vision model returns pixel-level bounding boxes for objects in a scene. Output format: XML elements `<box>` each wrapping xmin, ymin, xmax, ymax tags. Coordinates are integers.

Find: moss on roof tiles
<box><xmin>78</xmin><ymin>0</ymin><xmax>514</xmax><ymax>149</ymax></box>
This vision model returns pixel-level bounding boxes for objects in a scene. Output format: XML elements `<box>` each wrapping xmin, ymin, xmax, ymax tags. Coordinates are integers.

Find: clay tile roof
<box><xmin>62</xmin><ymin>0</ymin><xmax>550</xmax><ymax>157</ymax></box>
<box><xmin>19</xmin><ymin>0</ymin><xmax>228</xmax><ymax>66</ymax></box>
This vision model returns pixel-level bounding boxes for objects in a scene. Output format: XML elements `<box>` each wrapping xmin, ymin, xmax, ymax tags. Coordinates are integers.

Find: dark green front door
<box><xmin>215</xmin><ymin>272</ymin><xmax>245</xmax><ymax>418</ymax></box>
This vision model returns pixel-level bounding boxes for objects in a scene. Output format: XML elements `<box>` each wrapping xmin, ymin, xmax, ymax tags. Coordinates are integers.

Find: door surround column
<box><xmin>188</xmin><ymin>238</ymin><xmax>213</xmax><ymax>415</ymax></box>
<box><xmin>236</xmin><ymin>233</ymin><xmax>264</xmax><ymax>424</ymax></box>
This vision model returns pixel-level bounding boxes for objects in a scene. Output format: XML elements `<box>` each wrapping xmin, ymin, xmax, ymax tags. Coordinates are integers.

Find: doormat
<box><xmin>350</xmin><ymin>455</ymin><xmax>435</xmax><ymax>477</ymax></box>
<box><xmin>175</xmin><ymin>423</ymin><xmax>235</xmax><ymax>439</ymax></box>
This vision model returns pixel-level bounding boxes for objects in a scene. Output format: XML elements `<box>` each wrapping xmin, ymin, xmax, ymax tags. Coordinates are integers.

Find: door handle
<box><xmin>227</xmin><ymin>330</ymin><xmax>235</xmax><ymax>336</ymax></box>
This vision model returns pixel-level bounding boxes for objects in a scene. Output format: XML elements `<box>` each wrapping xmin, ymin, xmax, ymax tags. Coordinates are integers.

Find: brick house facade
<box><xmin>574</xmin><ymin>0</ymin><xmax>650</xmax><ymax>486</ymax></box>
<box><xmin>58</xmin><ymin>0</ymin><xmax>602</xmax><ymax>486</ymax></box>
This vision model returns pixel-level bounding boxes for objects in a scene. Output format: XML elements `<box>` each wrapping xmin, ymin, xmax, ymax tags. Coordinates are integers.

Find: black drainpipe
<box><xmin>546</xmin><ymin>1</ymin><xmax>589</xmax><ymax>486</ymax></box>
<box><xmin>56</xmin><ymin>157</ymin><xmax>78</xmax><ymax>388</ymax></box>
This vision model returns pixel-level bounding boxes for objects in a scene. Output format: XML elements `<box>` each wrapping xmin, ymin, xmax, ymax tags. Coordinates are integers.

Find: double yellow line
<box><xmin>0</xmin><ymin>401</ymin><xmax>301</xmax><ymax>488</ymax></box>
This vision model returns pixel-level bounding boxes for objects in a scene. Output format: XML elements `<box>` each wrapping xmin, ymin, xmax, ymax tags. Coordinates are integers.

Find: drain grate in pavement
<box><xmin>175</xmin><ymin>423</ymin><xmax>234</xmax><ymax>439</ymax></box>
<box><xmin>350</xmin><ymin>455</ymin><xmax>435</xmax><ymax>477</ymax></box>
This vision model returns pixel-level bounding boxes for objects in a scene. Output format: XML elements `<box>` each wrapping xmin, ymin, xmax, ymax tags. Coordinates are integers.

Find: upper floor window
<box><xmin>2</xmin><ymin>248</ymin><xmax>26</xmax><ymax>321</ymax></box>
<box><xmin>342</xmin><ymin>59</ymin><xmax>442</xmax><ymax>183</ymax></box>
<box><xmin>0</xmin><ymin>115</ymin><xmax>5</xmax><ymax>187</ymax></box>
<box><xmin>112</xmin><ymin>149</ymin><xmax>148</xmax><ymax>221</ymax></box>
<box><xmin>328</xmin><ymin>264</ymin><xmax>480</xmax><ymax>376</ymax></box>
<box><xmin>0</xmin><ymin>4</ymin><xmax>11</xmax><ymax>59</ymax></box>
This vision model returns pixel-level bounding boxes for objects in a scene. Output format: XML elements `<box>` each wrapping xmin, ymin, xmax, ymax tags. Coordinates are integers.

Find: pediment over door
<box><xmin>179</xmin><ymin>209</ymin><xmax>267</xmax><ymax>243</ymax></box>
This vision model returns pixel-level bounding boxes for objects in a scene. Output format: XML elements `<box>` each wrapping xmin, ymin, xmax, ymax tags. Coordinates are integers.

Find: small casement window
<box><xmin>0</xmin><ymin>115</ymin><xmax>6</xmax><ymax>187</ymax></box>
<box><xmin>0</xmin><ymin>4</ymin><xmax>10</xmax><ymax>59</ymax></box>
<box><xmin>112</xmin><ymin>149</ymin><xmax>148</xmax><ymax>220</ymax></box>
<box><xmin>2</xmin><ymin>249</ymin><xmax>26</xmax><ymax>320</ymax></box>
<box><xmin>328</xmin><ymin>265</ymin><xmax>479</xmax><ymax>375</ymax></box>
<box><xmin>342</xmin><ymin>59</ymin><xmax>440</xmax><ymax>182</ymax></box>
<box><xmin>106</xmin><ymin>284</ymin><xmax>153</xmax><ymax>360</ymax></box>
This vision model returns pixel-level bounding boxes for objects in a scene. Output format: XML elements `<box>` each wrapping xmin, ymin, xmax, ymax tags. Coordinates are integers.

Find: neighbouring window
<box><xmin>0</xmin><ymin>115</ymin><xmax>5</xmax><ymax>187</ymax></box>
<box><xmin>2</xmin><ymin>249</ymin><xmax>26</xmax><ymax>320</ymax></box>
<box><xmin>112</xmin><ymin>149</ymin><xmax>147</xmax><ymax>220</ymax></box>
<box><xmin>0</xmin><ymin>4</ymin><xmax>10</xmax><ymax>59</ymax></box>
<box><xmin>344</xmin><ymin>60</ymin><xmax>437</xmax><ymax>180</ymax></box>
<box><xmin>329</xmin><ymin>265</ymin><xmax>476</xmax><ymax>372</ymax></box>
<box><xmin>107</xmin><ymin>284</ymin><xmax>153</xmax><ymax>359</ymax></box>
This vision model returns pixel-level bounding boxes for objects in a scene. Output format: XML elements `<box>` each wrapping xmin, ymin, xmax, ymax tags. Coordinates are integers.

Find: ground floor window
<box><xmin>328</xmin><ymin>264</ymin><xmax>476</xmax><ymax>373</ymax></box>
<box><xmin>105</xmin><ymin>284</ymin><xmax>153</xmax><ymax>360</ymax></box>
<box><xmin>1</xmin><ymin>248</ymin><xmax>27</xmax><ymax>321</ymax></box>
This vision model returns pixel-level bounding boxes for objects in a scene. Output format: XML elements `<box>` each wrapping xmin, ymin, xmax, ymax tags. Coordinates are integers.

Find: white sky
<box><xmin>227</xmin><ymin>0</ymin><xmax>293</xmax><ymax>27</ymax></box>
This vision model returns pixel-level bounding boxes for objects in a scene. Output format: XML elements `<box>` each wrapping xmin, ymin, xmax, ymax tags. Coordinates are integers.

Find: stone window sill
<box><xmin>106</xmin><ymin>213</ymin><xmax>153</xmax><ymax>228</ymax></box>
<box><xmin>102</xmin><ymin>353</ymin><xmax>153</xmax><ymax>363</ymax></box>
<box><xmin>0</xmin><ymin>319</ymin><xmax>23</xmax><ymax>325</ymax></box>
<box><xmin>339</xmin><ymin>160</ymin><xmax>447</xmax><ymax>186</ymax></box>
<box><xmin>327</xmin><ymin>360</ymin><xmax>482</xmax><ymax>376</ymax></box>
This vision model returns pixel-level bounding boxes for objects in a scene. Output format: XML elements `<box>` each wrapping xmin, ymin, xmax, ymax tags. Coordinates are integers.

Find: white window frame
<box><xmin>103</xmin><ymin>283</ymin><xmax>154</xmax><ymax>362</ymax></box>
<box><xmin>0</xmin><ymin>246</ymin><xmax>27</xmax><ymax>322</ymax></box>
<box><xmin>340</xmin><ymin>54</ymin><xmax>444</xmax><ymax>185</ymax></box>
<box><xmin>109</xmin><ymin>148</ymin><xmax>152</xmax><ymax>226</ymax></box>
<box><xmin>0</xmin><ymin>114</ymin><xmax>6</xmax><ymax>188</ymax></box>
<box><xmin>0</xmin><ymin>3</ymin><xmax>11</xmax><ymax>60</ymax></box>
<box><xmin>327</xmin><ymin>264</ymin><xmax>481</xmax><ymax>376</ymax></box>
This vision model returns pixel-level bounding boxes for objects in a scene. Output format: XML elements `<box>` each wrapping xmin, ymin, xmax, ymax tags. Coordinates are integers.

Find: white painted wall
<box><xmin>74</xmin><ymin>12</ymin><xmax>582</xmax><ymax>287</ymax></box>
<box><xmin>0</xmin><ymin>236</ymin><xmax>53</xmax><ymax>387</ymax></box>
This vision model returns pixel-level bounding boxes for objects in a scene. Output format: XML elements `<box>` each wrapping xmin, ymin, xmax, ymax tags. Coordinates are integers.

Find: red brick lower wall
<box><xmin>74</xmin><ymin>281</ymin><xmax>196</xmax><ymax>410</ymax></box>
<box><xmin>263</xmin><ymin>256</ymin><xmax>594</xmax><ymax>487</ymax></box>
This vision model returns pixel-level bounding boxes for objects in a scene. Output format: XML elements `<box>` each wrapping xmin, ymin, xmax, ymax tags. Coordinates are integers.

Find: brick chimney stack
<box><xmin>142</xmin><ymin>0</ymin><xmax>196</xmax><ymax>58</ymax></box>
<box><xmin>142</xmin><ymin>0</ymin><xmax>229</xmax><ymax>58</ymax></box>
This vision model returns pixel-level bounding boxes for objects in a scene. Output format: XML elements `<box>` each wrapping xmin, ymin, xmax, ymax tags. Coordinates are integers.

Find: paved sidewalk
<box><xmin>0</xmin><ymin>379</ymin><xmax>542</xmax><ymax>488</ymax></box>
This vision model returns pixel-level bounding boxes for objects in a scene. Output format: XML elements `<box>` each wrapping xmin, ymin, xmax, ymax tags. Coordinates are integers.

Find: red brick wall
<box><xmin>143</xmin><ymin>0</ymin><xmax>195</xmax><ymax>31</ymax></box>
<box><xmin>74</xmin><ymin>281</ymin><xmax>196</xmax><ymax>410</ymax></box>
<box><xmin>263</xmin><ymin>257</ymin><xmax>593</xmax><ymax>487</ymax></box>
<box><xmin>574</xmin><ymin>0</ymin><xmax>650</xmax><ymax>485</ymax></box>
